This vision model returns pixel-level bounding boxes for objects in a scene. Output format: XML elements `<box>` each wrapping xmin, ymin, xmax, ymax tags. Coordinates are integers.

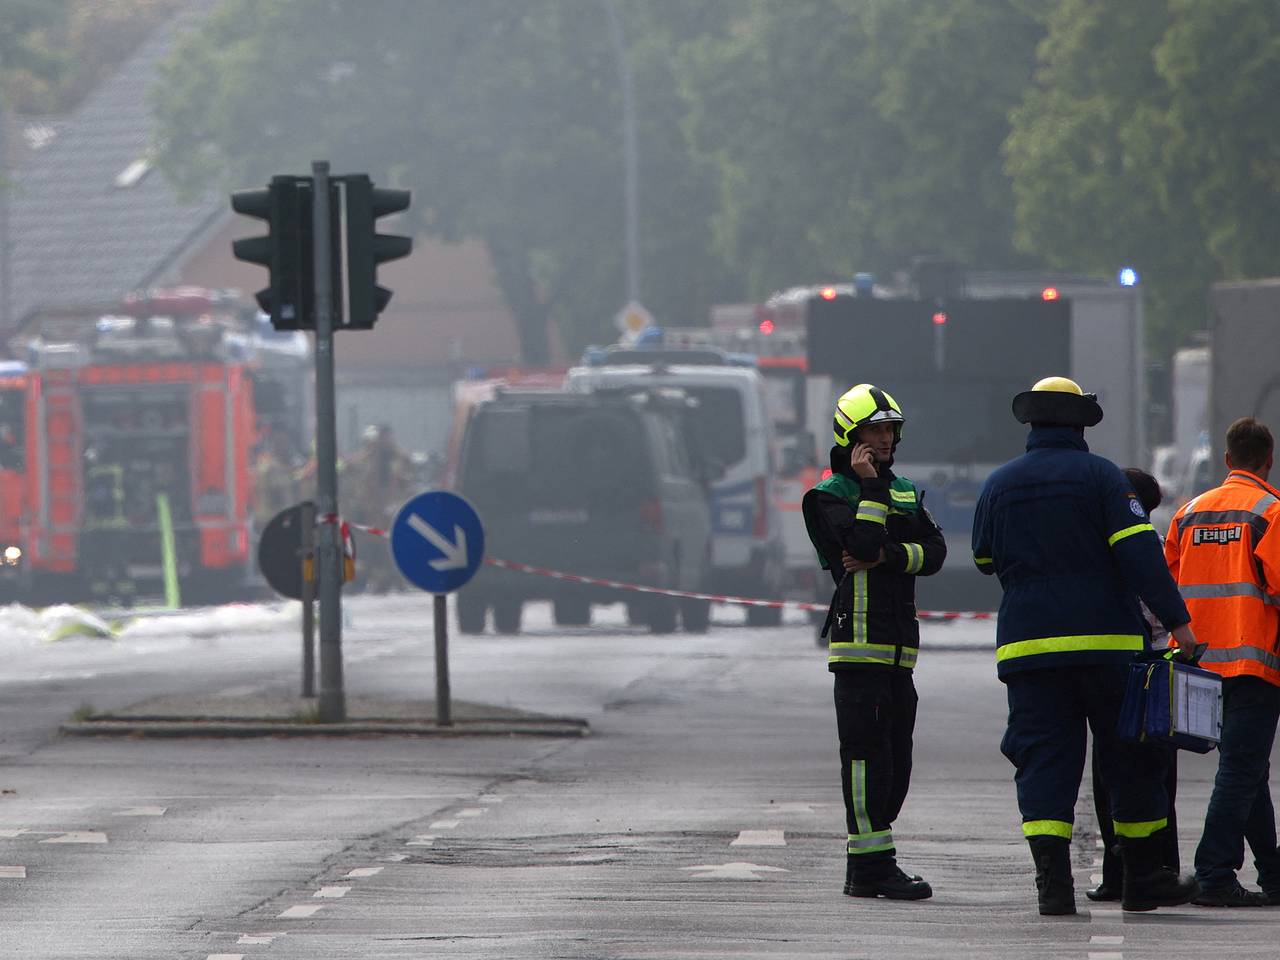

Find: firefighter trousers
<box><xmin>834</xmin><ymin>668</ymin><xmax>917</xmax><ymax>877</ymax></box>
<box><xmin>1002</xmin><ymin>664</ymin><xmax>1169</xmax><ymax>843</ymax></box>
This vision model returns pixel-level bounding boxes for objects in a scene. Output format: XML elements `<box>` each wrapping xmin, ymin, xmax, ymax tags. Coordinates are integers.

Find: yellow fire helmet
<box><xmin>1012</xmin><ymin>375</ymin><xmax>1103</xmax><ymax>427</ymax></box>
<box><xmin>833</xmin><ymin>383</ymin><xmax>904</xmax><ymax>448</ymax></box>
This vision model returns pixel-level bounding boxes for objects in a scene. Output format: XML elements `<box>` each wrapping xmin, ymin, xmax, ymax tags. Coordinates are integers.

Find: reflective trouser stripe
<box><xmin>1108</xmin><ymin>522</ymin><xmax>1155</xmax><ymax>546</ymax></box>
<box><xmin>1114</xmin><ymin>817</ymin><xmax>1167</xmax><ymax>839</ymax></box>
<box><xmin>903</xmin><ymin>542</ymin><xmax>924</xmax><ymax>574</ymax></box>
<box><xmin>851</xmin><ymin>760</ymin><xmax>872</xmax><ymax>834</ymax></box>
<box><xmin>852</xmin><ymin>570</ymin><xmax>868</xmax><ymax>644</ymax></box>
<box><xmin>848</xmin><ymin>829</ymin><xmax>894</xmax><ymax>855</ymax></box>
<box><xmin>974</xmin><ymin>555</ymin><xmax>993</xmax><ymax>571</ymax></box>
<box><xmin>856</xmin><ymin>502</ymin><xmax>887</xmax><ymax>525</ymax></box>
<box><xmin>1023</xmin><ymin>819</ymin><xmax>1072</xmax><ymax>839</ymax></box>
<box><xmin>996</xmin><ymin>634</ymin><xmax>1144</xmax><ymax>663</ymax></box>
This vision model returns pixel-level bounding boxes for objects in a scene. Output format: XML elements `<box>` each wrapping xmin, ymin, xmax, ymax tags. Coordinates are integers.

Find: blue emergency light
<box><xmin>1118</xmin><ymin>267</ymin><xmax>1139</xmax><ymax>287</ymax></box>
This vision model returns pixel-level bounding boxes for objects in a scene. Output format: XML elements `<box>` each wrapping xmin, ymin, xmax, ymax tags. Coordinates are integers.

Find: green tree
<box><xmin>1155</xmin><ymin>0</ymin><xmax>1280</xmax><ymax>282</ymax></box>
<box><xmin>2</xmin><ymin>0</ymin><xmax>176</xmax><ymax>115</ymax></box>
<box><xmin>1004</xmin><ymin>0</ymin><xmax>1211</xmax><ymax>357</ymax></box>
<box><xmin>679</xmin><ymin>0</ymin><xmax>1049</xmax><ymax>300</ymax></box>
<box><xmin>152</xmin><ymin>0</ymin><xmax>734</xmax><ymax>363</ymax></box>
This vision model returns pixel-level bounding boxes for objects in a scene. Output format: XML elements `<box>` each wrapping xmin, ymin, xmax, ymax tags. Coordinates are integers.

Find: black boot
<box><xmin>1120</xmin><ymin>832</ymin><xmax>1198</xmax><ymax>912</ymax></box>
<box><xmin>1085</xmin><ymin>842</ymin><xmax>1122</xmax><ymax>902</ymax></box>
<box><xmin>844</xmin><ymin>854</ymin><xmax>932</xmax><ymax>900</ymax></box>
<box><xmin>1028</xmin><ymin>836</ymin><xmax>1076</xmax><ymax>915</ymax></box>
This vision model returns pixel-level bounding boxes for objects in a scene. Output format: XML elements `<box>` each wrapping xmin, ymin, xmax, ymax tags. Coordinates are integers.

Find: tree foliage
<box><xmin>1006</xmin><ymin>0</ymin><xmax>1280</xmax><ymax>354</ymax></box>
<box><xmin>2</xmin><ymin>0</ymin><xmax>176</xmax><ymax>115</ymax></box>
<box><xmin>152</xmin><ymin>0</ymin><xmax>735</xmax><ymax>362</ymax></box>
<box><xmin>679</xmin><ymin>0</ymin><xmax>1050</xmax><ymax>299</ymax></box>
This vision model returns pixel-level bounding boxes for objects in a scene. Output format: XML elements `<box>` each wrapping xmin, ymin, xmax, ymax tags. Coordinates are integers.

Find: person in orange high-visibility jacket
<box><xmin>1165</xmin><ymin>416</ymin><xmax>1280</xmax><ymax>907</ymax></box>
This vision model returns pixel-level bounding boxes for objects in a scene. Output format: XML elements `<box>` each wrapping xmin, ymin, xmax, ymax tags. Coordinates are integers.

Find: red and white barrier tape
<box><xmin>336</xmin><ymin>515</ymin><xmax>995</xmax><ymax>622</ymax></box>
<box><xmin>484</xmin><ymin>556</ymin><xmax>995</xmax><ymax>622</ymax></box>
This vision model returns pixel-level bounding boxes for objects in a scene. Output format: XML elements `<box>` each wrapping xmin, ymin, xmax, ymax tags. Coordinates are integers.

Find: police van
<box><xmin>566</xmin><ymin>346</ymin><xmax>787</xmax><ymax>624</ymax></box>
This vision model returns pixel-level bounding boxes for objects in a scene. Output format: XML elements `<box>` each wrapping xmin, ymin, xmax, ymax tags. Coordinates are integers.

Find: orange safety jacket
<box><xmin>1165</xmin><ymin>470</ymin><xmax>1280</xmax><ymax>686</ymax></box>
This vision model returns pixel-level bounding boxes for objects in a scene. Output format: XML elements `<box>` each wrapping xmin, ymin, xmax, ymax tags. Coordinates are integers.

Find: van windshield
<box><xmin>465</xmin><ymin>405</ymin><xmax>653</xmax><ymax>503</ymax></box>
<box><xmin>681</xmin><ymin>387</ymin><xmax>746</xmax><ymax>470</ymax></box>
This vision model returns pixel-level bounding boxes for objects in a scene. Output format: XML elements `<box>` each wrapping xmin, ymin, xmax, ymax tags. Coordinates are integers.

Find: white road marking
<box><xmin>456</xmin><ymin>808</ymin><xmax>486</xmax><ymax>818</ymax></box>
<box><xmin>117</xmin><ymin>806</ymin><xmax>166</xmax><ymax>816</ymax></box>
<box><xmin>39</xmin><ymin>831</ymin><xmax>107</xmax><ymax>844</ymax></box>
<box><xmin>681</xmin><ymin>861</ymin><xmax>789</xmax><ymax>880</ymax></box>
<box><xmin>236</xmin><ymin>933</ymin><xmax>284</xmax><ymax>945</ymax></box>
<box><xmin>429</xmin><ymin>819</ymin><xmax>460</xmax><ymax>830</ymax></box>
<box><xmin>1092</xmin><ymin>856</ymin><xmax>1103</xmax><ymax>866</ymax></box>
<box><xmin>1090</xmin><ymin>873</ymin><xmax>1104</xmax><ymax>884</ymax></box>
<box><xmin>0</xmin><ymin>829</ymin><xmax>27</xmax><ymax>838</ymax></box>
<box><xmin>207</xmin><ymin>954</ymin><xmax>244</xmax><ymax>960</ymax></box>
<box><xmin>345</xmin><ymin>867</ymin><xmax>384</xmax><ymax>878</ymax></box>
<box><xmin>380</xmin><ymin>853</ymin><xmax>410</xmax><ymax>862</ymax></box>
<box><xmin>478</xmin><ymin>796</ymin><xmax>503</xmax><ymax>804</ymax></box>
<box><xmin>0</xmin><ymin>865</ymin><xmax>26</xmax><ymax>878</ymax></box>
<box><xmin>1088</xmin><ymin>953</ymin><xmax>1123</xmax><ymax>960</ymax></box>
<box><xmin>1090</xmin><ymin>936</ymin><xmax>1124</xmax><ymax>945</ymax></box>
<box><xmin>768</xmin><ymin>802</ymin><xmax>822</xmax><ymax>814</ymax></box>
<box><xmin>277</xmin><ymin>905</ymin><xmax>323</xmax><ymax>919</ymax></box>
<box><xmin>1096</xmin><ymin>837</ymin><xmax>1106</xmax><ymax>849</ymax></box>
<box><xmin>314</xmin><ymin>885</ymin><xmax>350</xmax><ymax>898</ymax></box>
<box><xmin>730</xmin><ymin>829</ymin><xmax>786</xmax><ymax>847</ymax></box>
<box><xmin>407</xmin><ymin>835</ymin><xmax>436</xmax><ymax>846</ymax></box>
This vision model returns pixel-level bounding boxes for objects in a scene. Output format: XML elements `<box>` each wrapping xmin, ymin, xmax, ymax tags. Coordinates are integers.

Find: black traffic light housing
<box><xmin>343</xmin><ymin>174</ymin><xmax>412</xmax><ymax>329</ymax></box>
<box><xmin>231</xmin><ymin>176</ymin><xmax>341</xmax><ymax>330</ymax></box>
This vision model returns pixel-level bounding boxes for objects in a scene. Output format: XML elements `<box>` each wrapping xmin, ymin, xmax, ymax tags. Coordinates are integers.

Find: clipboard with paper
<box><xmin>1117</xmin><ymin>658</ymin><xmax>1223</xmax><ymax>754</ymax></box>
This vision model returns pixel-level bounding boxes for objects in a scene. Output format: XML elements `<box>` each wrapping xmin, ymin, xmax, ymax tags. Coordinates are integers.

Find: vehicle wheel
<box><xmin>553</xmin><ymin>596</ymin><xmax>592</xmax><ymax>627</ymax></box>
<box><xmin>492</xmin><ymin>598</ymin><xmax>523</xmax><ymax>634</ymax></box>
<box><xmin>646</xmin><ymin>598</ymin><xmax>678</xmax><ymax>634</ymax></box>
<box><xmin>457</xmin><ymin>592</ymin><xmax>487</xmax><ymax>634</ymax></box>
<box><xmin>679</xmin><ymin>597</ymin><xmax>711</xmax><ymax>634</ymax></box>
<box><xmin>746</xmin><ymin>604</ymin><xmax>783</xmax><ymax>627</ymax></box>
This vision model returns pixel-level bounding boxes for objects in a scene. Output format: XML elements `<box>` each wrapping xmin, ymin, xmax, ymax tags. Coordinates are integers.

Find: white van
<box><xmin>566</xmin><ymin>349</ymin><xmax>787</xmax><ymax>624</ymax></box>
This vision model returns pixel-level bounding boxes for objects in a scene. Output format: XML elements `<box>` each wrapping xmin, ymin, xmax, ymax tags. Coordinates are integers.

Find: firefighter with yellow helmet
<box><xmin>972</xmin><ymin>376</ymin><xmax>1199</xmax><ymax>915</ymax></box>
<box><xmin>802</xmin><ymin>383</ymin><xmax>946</xmax><ymax>901</ymax></box>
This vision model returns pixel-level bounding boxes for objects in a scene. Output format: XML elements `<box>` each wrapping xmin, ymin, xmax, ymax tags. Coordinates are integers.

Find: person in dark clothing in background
<box><xmin>802</xmin><ymin>383</ymin><xmax>946</xmax><ymax>901</ymax></box>
<box><xmin>1086</xmin><ymin>467</ymin><xmax>1181</xmax><ymax>902</ymax></box>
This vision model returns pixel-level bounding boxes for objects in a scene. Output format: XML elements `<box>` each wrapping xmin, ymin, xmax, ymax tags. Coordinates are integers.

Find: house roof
<box><xmin>6</xmin><ymin>0</ymin><xmax>224</xmax><ymax>333</ymax></box>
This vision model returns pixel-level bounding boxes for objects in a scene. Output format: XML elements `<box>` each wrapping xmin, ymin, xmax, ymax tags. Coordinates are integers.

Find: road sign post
<box><xmin>390</xmin><ymin>491</ymin><xmax>486</xmax><ymax>727</ymax></box>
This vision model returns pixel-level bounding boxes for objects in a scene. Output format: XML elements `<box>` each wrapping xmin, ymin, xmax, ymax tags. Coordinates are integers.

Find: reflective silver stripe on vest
<box><xmin>1199</xmin><ymin>644</ymin><xmax>1280</xmax><ymax>673</ymax></box>
<box><xmin>1180</xmin><ymin>582</ymin><xmax>1280</xmax><ymax>606</ymax></box>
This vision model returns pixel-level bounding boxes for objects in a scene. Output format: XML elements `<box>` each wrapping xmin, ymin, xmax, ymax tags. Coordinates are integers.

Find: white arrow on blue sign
<box><xmin>390</xmin><ymin>491</ymin><xmax>485</xmax><ymax>593</ymax></box>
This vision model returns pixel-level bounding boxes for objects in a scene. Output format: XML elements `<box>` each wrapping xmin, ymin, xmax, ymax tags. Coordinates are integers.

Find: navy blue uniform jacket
<box><xmin>971</xmin><ymin>427</ymin><xmax>1189</xmax><ymax>681</ymax></box>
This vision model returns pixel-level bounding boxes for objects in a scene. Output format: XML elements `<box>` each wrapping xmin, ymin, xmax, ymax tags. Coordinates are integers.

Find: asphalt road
<box><xmin>0</xmin><ymin>595</ymin><xmax>1276</xmax><ymax>959</ymax></box>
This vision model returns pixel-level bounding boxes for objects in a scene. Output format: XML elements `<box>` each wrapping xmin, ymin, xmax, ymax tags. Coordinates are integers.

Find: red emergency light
<box><xmin>820</xmin><ymin>287</ymin><xmax>838</xmax><ymax>300</ymax></box>
<box><xmin>932</xmin><ymin>312</ymin><xmax>947</xmax><ymax>326</ymax></box>
<box><xmin>758</xmin><ymin>319</ymin><xmax>775</xmax><ymax>335</ymax></box>
<box><xmin>1041</xmin><ymin>287</ymin><xmax>1060</xmax><ymax>301</ymax></box>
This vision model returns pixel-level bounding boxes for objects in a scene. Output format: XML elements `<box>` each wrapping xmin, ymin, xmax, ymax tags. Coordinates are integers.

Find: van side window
<box><xmin>684</xmin><ymin>386</ymin><xmax>746</xmax><ymax>469</ymax></box>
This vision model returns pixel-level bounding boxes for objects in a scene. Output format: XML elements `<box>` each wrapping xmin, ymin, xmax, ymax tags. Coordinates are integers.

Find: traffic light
<box><xmin>231</xmin><ymin>176</ymin><xmax>308</xmax><ymax>329</ymax></box>
<box><xmin>230</xmin><ymin>176</ymin><xmax>341</xmax><ymax>330</ymax></box>
<box><xmin>343</xmin><ymin>174</ymin><xmax>412</xmax><ymax>329</ymax></box>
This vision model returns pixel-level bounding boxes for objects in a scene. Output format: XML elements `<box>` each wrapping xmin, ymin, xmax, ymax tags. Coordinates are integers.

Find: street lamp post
<box><xmin>602</xmin><ymin>0</ymin><xmax>640</xmax><ymax>306</ymax></box>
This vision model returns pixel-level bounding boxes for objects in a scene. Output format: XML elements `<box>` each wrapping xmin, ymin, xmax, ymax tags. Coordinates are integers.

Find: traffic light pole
<box><xmin>312</xmin><ymin>160</ymin><xmax>346</xmax><ymax>722</ymax></box>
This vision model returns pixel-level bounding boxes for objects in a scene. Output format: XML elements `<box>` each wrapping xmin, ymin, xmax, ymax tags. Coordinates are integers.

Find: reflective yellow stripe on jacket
<box><xmin>995</xmin><ymin>633</ymin><xmax>1144</xmax><ymax>664</ymax></box>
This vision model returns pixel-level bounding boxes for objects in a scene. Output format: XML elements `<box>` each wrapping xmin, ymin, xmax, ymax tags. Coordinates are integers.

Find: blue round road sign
<box><xmin>390</xmin><ymin>491</ymin><xmax>485</xmax><ymax>593</ymax></box>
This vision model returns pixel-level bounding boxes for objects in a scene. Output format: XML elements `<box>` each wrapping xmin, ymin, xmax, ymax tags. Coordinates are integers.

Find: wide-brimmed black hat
<box><xmin>1012</xmin><ymin>376</ymin><xmax>1103</xmax><ymax>427</ymax></box>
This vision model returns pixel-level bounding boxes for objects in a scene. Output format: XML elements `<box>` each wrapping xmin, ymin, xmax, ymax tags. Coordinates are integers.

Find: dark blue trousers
<box><xmin>1002</xmin><ymin>665</ymin><xmax>1169</xmax><ymax>833</ymax></box>
<box><xmin>1194</xmin><ymin>676</ymin><xmax>1280</xmax><ymax>892</ymax></box>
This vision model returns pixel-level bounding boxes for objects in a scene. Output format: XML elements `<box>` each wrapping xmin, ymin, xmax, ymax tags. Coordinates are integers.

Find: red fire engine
<box><xmin>4</xmin><ymin>288</ymin><xmax>310</xmax><ymax>605</ymax></box>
